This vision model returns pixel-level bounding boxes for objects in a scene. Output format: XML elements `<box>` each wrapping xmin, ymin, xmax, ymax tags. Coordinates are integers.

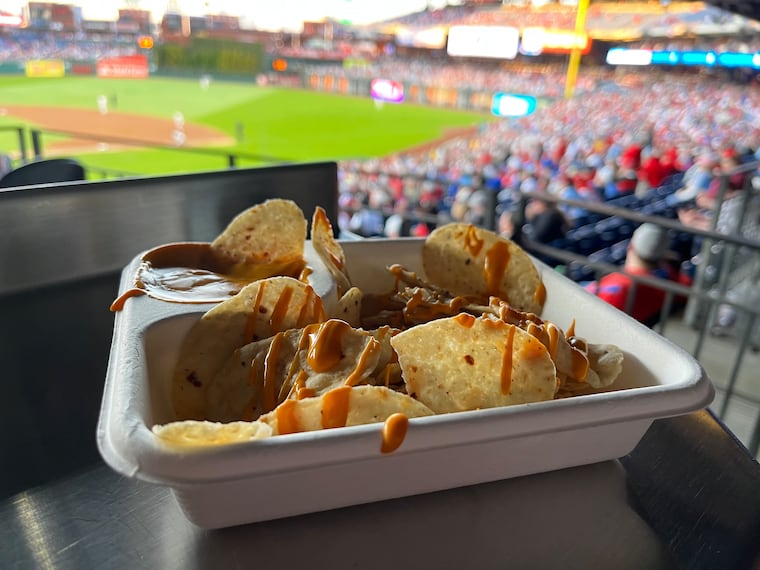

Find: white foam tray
<box><xmin>97</xmin><ymin>238</ymin><xmax>714</xmax><ymax>529</ymax></box>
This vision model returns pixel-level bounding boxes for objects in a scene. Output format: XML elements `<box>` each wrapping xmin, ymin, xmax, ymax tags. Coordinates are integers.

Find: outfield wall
<box><xmin>265</xmin><ymin>70</ymin><xmax>551</xmax><ymax>113</ymax></box>
<box><xmin>0</xmin><ymin>57</ymin><xmax>528</xmax><ymax>113</ymax></box>
<box><xmin>0</xmin><ymin>55</ymin><xmax>153</xmax><ymax>79</ymax></box>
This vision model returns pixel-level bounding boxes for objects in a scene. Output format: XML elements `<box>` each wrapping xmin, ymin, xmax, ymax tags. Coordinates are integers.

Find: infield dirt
<box><xmin>2</xmin><ymin>105</ymin><xmax>233</xmax><ymax>154</ymax></box>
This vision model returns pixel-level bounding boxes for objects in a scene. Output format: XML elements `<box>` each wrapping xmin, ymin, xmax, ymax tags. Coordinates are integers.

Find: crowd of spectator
<box><xmin>371</xmin><ymin>1</ymin><xmax>757</xmax><ymax>39</ymax></box>
<box><xmin>0</xmin><ymin>30</ymin><xmax>140</xmax><ymax>62</ymax></box>
<box><xmin>310</xmin><ymin>58</ymin><xmax>611</xmax><ymax>98</ymax></box>
<box><xmin>336</xmin><ymin>68</ymin><xmax>760</xmax><ymax>332</ymax></box>
<box><xmin>338</xmin><ymin>73</ymin><xmax>759</xmax><ymax>240</ymax></box>
<box><xmin>629</xmin><ymin>36</ymin><xmax>760</xmax><ymax>54</ymax></box>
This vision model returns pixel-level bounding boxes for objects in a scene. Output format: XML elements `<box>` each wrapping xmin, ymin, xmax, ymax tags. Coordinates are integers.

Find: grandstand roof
<box><xmin>705</xmin><ymin>1</ymin><xmax>759</xmax><ymax>21</ymax></box>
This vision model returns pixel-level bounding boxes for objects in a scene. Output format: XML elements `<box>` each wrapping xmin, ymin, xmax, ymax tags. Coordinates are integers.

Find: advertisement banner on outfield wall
<box><xmin>97</xmin><ymin>55</ymin><xmax>149</xmax><ymax>79</ymax></box>
<box><xmin>70</xmin><ymin>63</ymin><xmax>96</xmax><ymax>75</ymax></box>
<box><xmin>25</xmin><ymin>59</ymin><xmax>65</xmax><ymax>78</ymax></box>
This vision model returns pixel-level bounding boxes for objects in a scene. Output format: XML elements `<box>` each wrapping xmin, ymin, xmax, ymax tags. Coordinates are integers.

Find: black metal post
<box><xmin>30</xmin><ymin>130</ymin><xmax>43</xmax><ymax>160</ymax></box>
<box><xmin>16</xmin><ymin>127</ymin><xmax>28</xmax><ymax>163</ymax></box>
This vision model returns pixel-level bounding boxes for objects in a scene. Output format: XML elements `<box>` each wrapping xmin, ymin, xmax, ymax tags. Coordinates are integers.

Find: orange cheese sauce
<box><xmin>321</xmin><ymin>386</ymin><xmax>352</xmax><ymax>429</ymax></box>
<box><xmin>307</xmin><ymin>320</ymin><xmax>351</xmax><ymax>372</ymax></box>
<box><xmin>501</xmin><ymin>325</ymin><xmax>516</xmax><ymax>394</ymax></box>
<box><xmin>463</xmin><ymin>224</ymin><xmax>485</xmax><ymax>256</ymax></box>
<box><xmin>484</xmin><ymin>240</ymin><xmax>510</xmax><ymax>297</ymax></box>
<box><xmin>381</xmin><ymin>413</ymin><xmax>409</xmax><ymax>453</ymax></box>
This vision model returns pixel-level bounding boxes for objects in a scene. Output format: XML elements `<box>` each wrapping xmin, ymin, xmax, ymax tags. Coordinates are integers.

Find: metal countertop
<box><xmin>2</xmin><ymin>410</ymin><xmax>759</xmax><ymax>570</ymax></box>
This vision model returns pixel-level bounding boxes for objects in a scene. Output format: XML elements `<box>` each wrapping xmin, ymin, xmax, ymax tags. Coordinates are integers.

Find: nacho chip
<box><xmin>172</xmin><ymin>276</ymin><xmax>326</xmax><ymax>420</ymax></box>
<box><xmin>206</xmin><ymin>320</ymin><xmax>390</xmax><ymax>422</ymax></box>
<box><xmin>210</xmin><ymin>198</ymin><xmax>308</xmax><ymax>278</ymax></box>
<box><xmin>311</xmin><ymin>206</ymin><xmax>352</xmax><ymax>297</ymax></box>
<box><xmin>422</xmin><ymin>223</ymin><xmax>545</xmax><ymax>314</ymax></box>
<box><xmin>331</xmin><ymin>286</ymin><xmax>363</xmax><ymax>327</ymax></box>
<box><xmin>206</xmin><ymin>332</ymin><xmax>295</xmax><ymax>423</ymax></box>
<box><xmin>152</xmin><ymin>420</ymin><xmax>272</xmax><ymax>449</ymax></box>
<box><xmin>258</xmin><ymin>385</ymin><xmax>434</xmax><ymax>435</ymax></box>
<box><xmin>391</xmin><ymin>313</ymin><xmax>557</xmax><ymax>413</ymax></box>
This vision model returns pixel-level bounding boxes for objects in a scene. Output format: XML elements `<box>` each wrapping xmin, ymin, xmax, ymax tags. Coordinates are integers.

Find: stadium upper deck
<box><xmin>368</xmin><ymin>2</ymin><xmax>759</xmax><ymax>40</ymax></box>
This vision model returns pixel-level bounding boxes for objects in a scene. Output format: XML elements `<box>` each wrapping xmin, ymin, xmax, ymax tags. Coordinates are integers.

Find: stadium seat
<box><xmin>565</xmin><ymin>223</ymin><xmax>603</xmax><ymax>255</ymax></box>
<box><xmin>566</xmin><ymin>260</ymin><xmax>595</xmax><ymax>283</ymax></box>
<box><xmin>610</xmin><ymin>239</ymin><xmax>631</xmax><ymax>264</ymax></box>
<box><xmin>0</xmin><ymin>158</ymin><xmax>86</xmax><ymax>189</ymax></box>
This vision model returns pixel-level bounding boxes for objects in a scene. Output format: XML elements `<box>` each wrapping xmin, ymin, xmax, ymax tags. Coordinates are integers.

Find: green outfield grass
<box><xmin>0</xmin><ymin>76</ymin><xmax>492</xmax><ymax>176</ymax></box>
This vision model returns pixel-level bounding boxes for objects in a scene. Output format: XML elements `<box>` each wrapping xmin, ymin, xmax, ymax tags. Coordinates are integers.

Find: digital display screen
<box><xmin>650</xmin><ymin>51</ymin><xmax>680</xmax><ymax>65</ymax></box>
<box><xmin>606</xmin><ymin>48</ymin><xmax>652</xmax><ymax>66</ymax></box>
<box><xmin>370</xmin><ymin>79</ymin><xmax>404</xmax><ymax>103</ymax></box>
<box><xmin>491</xmin><ymin>93</ymin><xmax>537</xmax><ymax>117</ymax></box>
<box><xmin>680</xmin><ymin>51</ymin><xmax>716</xmax><ymax>66</ymax></box>
<box><xmin>447</xmin><ymin>26</ymin><xmax>519</xmax><ymax>59</ymax></box>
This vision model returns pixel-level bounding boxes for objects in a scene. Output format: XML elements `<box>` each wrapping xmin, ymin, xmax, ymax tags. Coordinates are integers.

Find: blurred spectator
<box><xmin>464</xmin><ymin>189</ymin><xmax>492</xmax><ymax>227</ymax></box>
<box><xmin>497</xmin><ymin>208</ymin><xmax>516</xmax><ymax>239</ymax></box>
<box><xmin>615</xmin><ymin>155</ymin><xmax>640</xmax><ymax>197</ymax></box>
<box><xmin>383</xmin><ymin>197</ymin><xmax>413</xmax><ymax>238</ymax></box>
<box><xmin>553</xmin><ymin>174</ymin><xmax>596</xmax><ymax>227</ymax></box>
<box><xmin>670</xmin><ymin>152</ymin><xmax>719</xmax><ymax>205</ymax></box>
<box><xmin>348</xmin><ymin>191</ymin><xmax>387</xmax><ymax>237</ymax></box>
<box><xmin>523</xmin><ymin>196</ymin><xmax>570</xmax><ymax>244</ymax></box>
<box><xmin>585</xmin><ymin>223</ymin><xmax>686</xmax><ymax>326</ymax></box>
<box><xmin>593</xmin><ymin>157</ymin><xmax>619</xmax><ymax>200</ymax></box>
<box><xmin>637</xmin><ymin>147</ymin><xmax>669</xmax><ymax>196</ymax></box>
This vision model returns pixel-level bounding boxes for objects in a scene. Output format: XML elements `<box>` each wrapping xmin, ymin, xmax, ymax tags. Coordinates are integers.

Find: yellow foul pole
<box><xmin>564</xmin><ymin>0</ymin><xmax>590</xmax><ymax>100</ymax></box>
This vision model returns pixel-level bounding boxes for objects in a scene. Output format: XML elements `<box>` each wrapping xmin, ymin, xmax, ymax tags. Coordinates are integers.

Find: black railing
<box><xmin>2</xmin><ymin>125</ymin><xmax>295</xmax><ymax>180</ymax></box>
<box><xmin>0</xmin><ymin>125</ymin><xmax>29</xmax><ymax>165</ymax></box>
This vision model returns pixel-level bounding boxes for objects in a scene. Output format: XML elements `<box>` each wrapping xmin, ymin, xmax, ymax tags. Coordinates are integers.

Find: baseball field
<box><xmin>0</xmin><ymin>75</ymin><xmax>492</xmax><ymax>176</ymax></box>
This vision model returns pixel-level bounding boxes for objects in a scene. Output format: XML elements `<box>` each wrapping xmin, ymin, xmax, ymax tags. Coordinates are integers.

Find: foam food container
<box><xmin>97</xmin><ymin>238</ymin><xmax>714</xmax><ymax>529</ymax></box>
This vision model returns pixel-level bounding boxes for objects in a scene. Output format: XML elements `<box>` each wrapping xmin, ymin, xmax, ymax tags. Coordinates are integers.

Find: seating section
<box><xmin>542</xmin><ymin>175</ymin><xmax>684</xmax><ymax>282</ymax></box>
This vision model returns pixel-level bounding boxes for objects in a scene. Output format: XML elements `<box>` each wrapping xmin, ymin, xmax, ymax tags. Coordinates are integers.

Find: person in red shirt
<box><xmin>638</xmin><ymin>148</ymin><xmax>668</xmax><ymax>191</ymax></box>
<box><xmin>585</xmin><ymin>223</ymin><xmax>687</xmax><ymax>327</ymax></box>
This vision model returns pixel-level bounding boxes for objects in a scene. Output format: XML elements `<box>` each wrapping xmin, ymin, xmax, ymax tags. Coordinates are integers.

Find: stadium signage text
<box><xmin>97</xmin><ymin>55</ymin><xmax>149</xmax><ymax>79</ymax></box>
<box><xmin>25</xmin><ymin>59</ymin><xmax>65</xmax><ymax>78</ymax></box>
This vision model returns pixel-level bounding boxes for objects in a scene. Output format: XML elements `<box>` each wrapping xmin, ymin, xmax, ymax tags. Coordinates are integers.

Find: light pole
<box><xmin>564</xmin><ymin>0</ymin><xmax>590</xmax><ymax>99</ymax></box>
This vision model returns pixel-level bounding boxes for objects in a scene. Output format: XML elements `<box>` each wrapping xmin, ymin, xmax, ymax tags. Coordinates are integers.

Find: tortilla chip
<box><xmin>330</xmin><ymin>286</ymin><xmax>363</xmax><ymax>327</ymax></box>
<box><xmin>391</xmin><ymin>313</ymin><xmax>557</xmax><ymax>413</ymax></box>
<box><xmin>206</xmin><ymin>332</ymin><xmax>295</xmax><ymax>423</ymax></box>
<box><xmin>152</xmin><ymin>420</ymin><xmax>272</xmax><ymax>449</ymax></box>
<box><xmin>258</xmin><ymin>385</ymin><xmax>434</xmax><ymax>435</ymax></box>
<box><xmin>422</xmin><ymin>223</ymin><xmax>545</xmax><ymax>314</ymax></box>
<box><xmin>311</xmin><ymin>206</ymin><xmax>352</xmax><ymax>297</ymax></box>
<box><xmin>210</xmin><ymin>199</ymin><xmax>308</xmax><ymax>275</ymax></box>
<box><xmin>172</xmin><ymin>276</ymin><xmax>326</xmax><ymax>420</ymax></box>
<box><xmin>205</xmin><ymin>320</ymin><xmax>392</xmax><ymax>422</ymax></box>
